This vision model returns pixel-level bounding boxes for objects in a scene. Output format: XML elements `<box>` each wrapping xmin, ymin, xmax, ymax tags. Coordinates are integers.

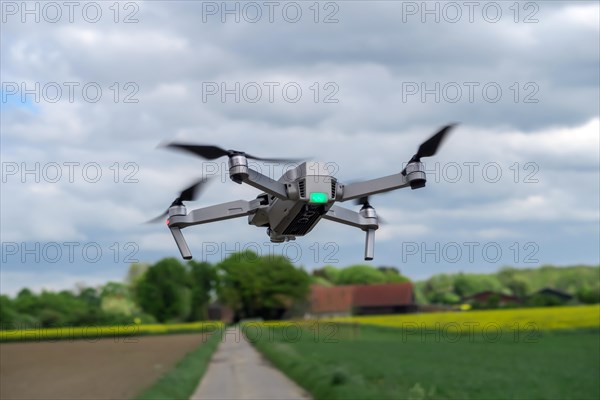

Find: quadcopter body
<box><xmin>248</xmin><ymin>161</ymin><xmax>339</xmax><ymax>241</ymax></box>
<box><xmin>152</xmin><ymin>125</ymin><xmax>455</xmax><ymax>261</ymax></box>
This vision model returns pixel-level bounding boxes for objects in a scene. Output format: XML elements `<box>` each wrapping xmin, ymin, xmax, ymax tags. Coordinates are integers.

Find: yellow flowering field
<box><xmin>327</xmin><ymin>305</ymin><xmax>600</xmax><ymax>332</ymax></box>
<box><xmin>0</xmin><ymin>321</ymin><xmax>223</xmax><ymax>342</ymax></box>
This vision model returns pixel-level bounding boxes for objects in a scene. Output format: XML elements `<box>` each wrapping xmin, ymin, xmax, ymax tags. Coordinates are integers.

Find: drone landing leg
<box><xmin>364</xmin><ymin>228</ymin><xmax>375</xmax><ymax>261</ymax></box>
<box><xmin>170</xmin><ymin>226</ymin><xmax>192</xmax><ymax>260</ymax></box>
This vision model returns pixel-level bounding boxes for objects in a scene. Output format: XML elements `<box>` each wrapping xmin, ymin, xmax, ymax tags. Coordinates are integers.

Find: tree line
<box><xmin>413</xmin><ymin>264</ymin><xmax>600</xmax><ymax>306</ymax></box>
<box><xmin>1</xmin><ymin>257</ymin><xmax>598</xmax><ymax>329</ymax></box>
<box><xmin>1</xmin><ymin>252</ymin><xmax>312</xmax><ymax>328</ymax></box>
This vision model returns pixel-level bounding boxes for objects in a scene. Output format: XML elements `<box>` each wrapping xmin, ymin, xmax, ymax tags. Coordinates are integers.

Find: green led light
<box><xmin>309</xmin><ymin>192</ymin><xmax>328</xmax><ymax>204</ymax></box>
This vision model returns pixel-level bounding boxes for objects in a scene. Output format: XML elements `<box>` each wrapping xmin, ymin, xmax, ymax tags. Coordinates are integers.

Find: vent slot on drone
<box><xmin>331</xmin><ymin>180</ymin><xmax>336</xmax><ymax>198</ymax></box>
<box><xmin>298</xmin><ymin>179</ymin><xmax>306</xmax><ymax>198</ymax></box>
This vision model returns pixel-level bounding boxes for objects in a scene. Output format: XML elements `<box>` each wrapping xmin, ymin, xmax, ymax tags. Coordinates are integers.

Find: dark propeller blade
<box><xmin>178</xmin><ymin>178</ymin><xmax>207</xmax><ymax>202</ymax></box>
<box><xmin>164</xmin><ymin>144</ymin><xmax>230</xmax><ymax>160</ymax></box>
<box><xmin>403</xmin><ymin>124</ymin><xmax>456</xmax><ymax>174</ymax></box>
<box><xmin>163</xmin><ymin>142</ymin><xmax>304</xmax><ymax>163</ymax></box>
<box><xmin>146</xmin><ymin>178</ymin><xmax>210</xmax><ymax>223</ymax></box>
<box><xmin>414</xmin><ymin>124</ymin><xmax>455</xmax><ymax>161</ymax></box>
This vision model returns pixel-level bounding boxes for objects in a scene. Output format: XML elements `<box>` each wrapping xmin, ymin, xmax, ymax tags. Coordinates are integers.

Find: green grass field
<box><xmin>251</xmin><ymin>321</ymin><xmax>600</xmax><ymax>399</ymax></box>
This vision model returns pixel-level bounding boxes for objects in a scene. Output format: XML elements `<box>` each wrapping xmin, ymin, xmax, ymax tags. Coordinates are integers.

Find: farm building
<box><xmin>534</xmin><ymin>288</ymin><xmax>573</xmax><ymax>302</ymax></box>
<box><xmin>308</xmin><ymin>282</ymin><xmax>416</xmax><ymax>317</ymax></box>
<box><xmin>462</xmin><ymin>291</ymin><xmax>521</xmax><ymax>306</ymax></box>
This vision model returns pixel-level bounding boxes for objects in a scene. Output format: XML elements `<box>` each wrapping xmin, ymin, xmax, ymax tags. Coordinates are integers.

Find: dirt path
<box><xmin>191</xmin><ymin>327</ymin><xmax>311</xmax><ymax>400</ymax></box>
<box><xmin>0</xmin><ymin>333</ymin><xmax>206</xmax><ymax>400</ymax></box>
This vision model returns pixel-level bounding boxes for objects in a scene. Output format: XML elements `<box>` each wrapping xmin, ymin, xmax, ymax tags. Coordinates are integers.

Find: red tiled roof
<box><xmin>353</xmin><ymin>282</ymin><xmax>413</xmax><ymax>307</ymax></box>
<box><xmin>309</xmin><ymin>282</ymin><xmax>414</xmax><ymax>313</ymax></box>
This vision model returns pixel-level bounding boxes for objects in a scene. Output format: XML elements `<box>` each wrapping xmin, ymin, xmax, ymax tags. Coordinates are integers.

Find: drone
<box><xmin>150</xmin><ymin>124</ymin><xmax>455</xmax><ymax>261</ymax></box>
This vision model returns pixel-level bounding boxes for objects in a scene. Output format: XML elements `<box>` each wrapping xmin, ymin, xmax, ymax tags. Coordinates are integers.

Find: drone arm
<box><xmin>241</xmin><ymin>168</ymin><xmax>289</xmax><ymax>200</ymax></box>
<box><xmin>322</xmin><ymin>205</ymin><xmax>378</xmax><ymax>261</ymax></box>
<box><xmin>322</xmin><ymin>205</ymin><xmax>370</xmax><ymax>229</ymax></box>
<box><xmin>340</xmin><ymin>173</ymin><xmax>410</xmax><ymax>202</ymax></box>
<box><xmin>168</xmin><ymin>199</ymin><xmax>262</xmax><ymax>229</ymax></box>
<box><xmin>166</xmin><ymin>199</ymin><xmax>262</xmax><ymax>260</ymax></box>
<box><xmin>339</xmin><ymin>162</ymin><xmax>426</xmax><ymax>202</ymax></box>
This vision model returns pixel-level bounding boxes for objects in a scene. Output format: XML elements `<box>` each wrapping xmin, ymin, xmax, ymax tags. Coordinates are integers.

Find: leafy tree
<box><xmin>126</xmin><ymin>262</ymin><xmax>150</xmax><ymax>288</ymax></box>
<box><xmin>423</xmin><ymin>274</ymin><xmax>454</xmax><ymax>303</ymax></box>
<box><xmin>576</xmin><ymin>286</ymin><xmax>600</xmax><ymax>304</ymax></box>
<box><xmin>0</xmin><ymin>295</ymin><xmax>18</xmax><ymax>328</ymax></box>
<box><xmin>17</xmin><ymin>288</ymin><xmax>33</xmax><ymax>297</ymax></box>
<box><xmin>217</xmin><ymin>251</ymin><xmax>310</xmax><ymax>320</ymax></box>
<box><xmin>13</xmin><ymin>288</ymin><xmax>41</xmax><ymax>315</ymax></box>
<box><xmin>22</xmin><ymin>291</ymin><xmax>90</xmax><ymax>327</ymax></box>
<box><xmin>311</xmin><ymin>276</ymin><xmax>333</xmax><ymax>287</ymax></box>
<box><xmin>99</xmin><ymin>282</ymin><xmax>140</xmax><ymax>318</ymax></box>
<box><xmin>259</xmin><ymin>255</ymin><xmax>310</xmax><ymax>312</ymax></box>
<box><xmin>429</xmin><ymin>291</ymin><xmax>461</xmax><ymax>305</ymax></box>
<box><xmin>453</xmin><ymin>273</ymin><xmax>482</xmax><ymax>298</ymax></box>
<box><xmin>101</xmin><ymin>282</ymin><xmax>130</xmax><ymax>299</ymax></box>
<box><xmin>527</xmin><ymin>293</ymin><xmax>565</xmax><ymax>307</ymax></box>
<box><xmin>379</xmin><ymin>266</ymin><xmax>411</xmax><ymax>283</ymax></box>
<box><xmin>505</xmin><ymin>276</ymin><xmax>530</xmax><ymax>298</ymax></box>
<box><xmin>216</xmin><ymin>251</ymin><xmax>260</xmax><ymax>319</ymax></box>
<box><xmin>77</xmin><ymin>287</ymin><xmax>101</xmax><ymax>308</ymax></box>
<box><xmin>188</xmin><ymin>261</ymin><xmax>216</xmax><ymax>321</ymax></box>
<box><xmin>378</xmin><ymin>266</ymin><xmax>400</xmax><ymax>274</ymax></box>
<box><xmin>101</xmin><ymin>296</ymin><xmax>138</xmax><ymax>316</ymax></box>
<box><xmin>136</xmin><ymin>258</ymin><xmax>190</xmax><ymax>322</ymax></box>
<box><xmin>497</xmin><ymin>266</ymin><xmax>518</xmax><ymax>286</ymax></box>
<box><xmin>486</xmin><ymin>293</ymin><xmax>501</xmax><ymax>308</ymax></box>
<box><xmin>337</xmin><ymin>265</ymin><xmax>386</xmax><ymax>285</ymax></box>
<box><xmin>5</xmin><ymin>288</ymin><xmax>112</xmax><ymax>328</ymax></box>
<box><xmin>413</xmin><ymin>283</ymin><xmax>429</xmax><ymax>305</ymax></box>
<box><xmin>312</xmin><ymin>265</ymin><xmax>340</xmax><ymax>285</ymax></box>
<box><xmin>313</xmin><ymin>265</ymin><xmax>409</xmax><ymax>286</ymax></box>
<box><xmin>38</xmin><ymin>308</ymin><xmax>66</xmax><ymax>327</ymax></box>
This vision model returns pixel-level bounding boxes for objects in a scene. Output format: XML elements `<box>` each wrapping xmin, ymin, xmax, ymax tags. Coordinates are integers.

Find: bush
<box><xmin>527</xmin><ymin>294</ymin><xmax>566</xmax><ymax>307</ymax></box>
<box><xmin>430</xmin><ymin>292</ymin><xmax>461</xmax><ymax>305</ymax></box>
<box><xmin>577</xmin><ymin>287</ymin><xmax>600</xmax><ymax>304</ymax></box>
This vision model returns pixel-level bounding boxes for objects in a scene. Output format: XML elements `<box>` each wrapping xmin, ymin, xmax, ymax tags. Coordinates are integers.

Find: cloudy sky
<box><xmin>1</xmin><ymin>1</ymin><xmax>599</xmax><ymax>295</ymax></box>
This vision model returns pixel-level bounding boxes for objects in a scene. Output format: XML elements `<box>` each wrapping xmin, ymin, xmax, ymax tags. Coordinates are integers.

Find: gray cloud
<box><xmin>1</xmin><ymin>1</ymin><xmax>598</xmax><ymax>294</ymax></box>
